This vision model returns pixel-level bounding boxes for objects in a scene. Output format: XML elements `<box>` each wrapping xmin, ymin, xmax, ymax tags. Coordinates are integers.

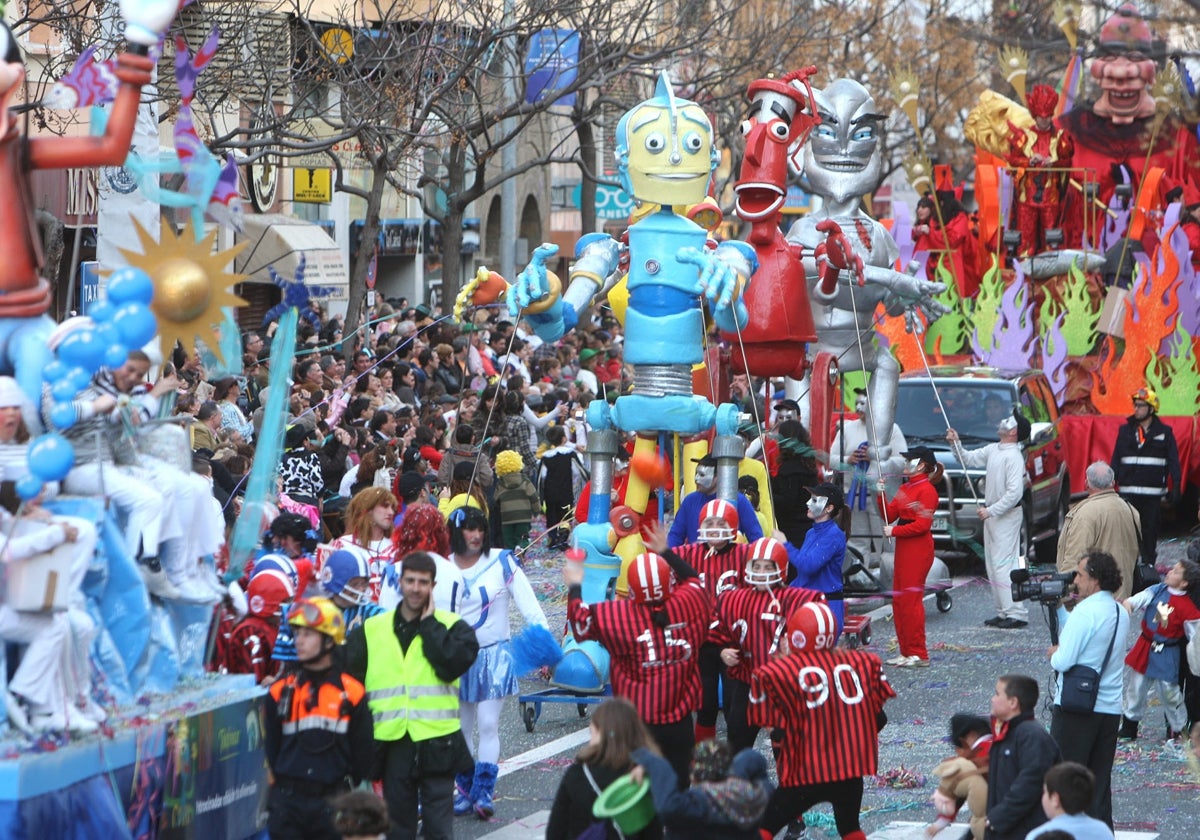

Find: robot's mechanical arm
<box><xmin>506</xmin><ymin>236</ymin><xmax>623</xmax><ymax>342</ymax></box>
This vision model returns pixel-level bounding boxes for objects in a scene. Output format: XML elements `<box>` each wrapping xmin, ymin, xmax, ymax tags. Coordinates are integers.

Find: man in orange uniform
<box><xmin>265</xmin><ymin>597</ymin><xmax>374</xmax><ymax>840</ymax></box>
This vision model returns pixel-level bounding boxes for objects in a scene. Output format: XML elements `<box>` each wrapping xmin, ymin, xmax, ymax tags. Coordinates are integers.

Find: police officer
<box><xmin>345</xmin><ymin>552</ymin><xmax>479</xmax><ymax>840</ymax></box>
<box><xmin>265</xmin><ymin>597</ymin><xmax>374</xmax><ymax>840</ymax></box>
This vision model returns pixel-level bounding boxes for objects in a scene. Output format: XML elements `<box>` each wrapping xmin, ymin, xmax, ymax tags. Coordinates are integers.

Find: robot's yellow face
<box><xmin>623</xmin><ymin>100</ymin><xmax>714</xmax><ymax>206</ymax></box>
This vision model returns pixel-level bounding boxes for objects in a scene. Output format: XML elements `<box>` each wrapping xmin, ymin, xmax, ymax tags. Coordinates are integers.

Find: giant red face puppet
<box><xmin>1089</xmin><ymin>4</ymin><xmax>1156</xmax><ymax>125</ymax></box>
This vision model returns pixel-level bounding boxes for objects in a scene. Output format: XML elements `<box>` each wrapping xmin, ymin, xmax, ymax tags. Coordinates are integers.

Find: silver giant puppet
<box><xmin>785</xmin><ymin>79</ymin><xmax>947</xmax><ymax>462</ymax></box>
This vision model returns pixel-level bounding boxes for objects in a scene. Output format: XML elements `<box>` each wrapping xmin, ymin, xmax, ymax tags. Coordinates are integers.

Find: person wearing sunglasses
<box><xmin>265</xmin><ymin>597</ymin><xmax>374</xmax><ymax>840</ymax></box>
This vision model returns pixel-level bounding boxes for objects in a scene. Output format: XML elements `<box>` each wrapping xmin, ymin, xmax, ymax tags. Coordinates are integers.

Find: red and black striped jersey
<box><xmin>673</xmin><ymin>541</ymin><xmax>753</xmax><ymax>602</ymax></box>
<box><xmin>711</xmin><ymin>586</ymin><xmax>824</xmax><ymax>683</ymax></box>
<box><xmin>568</xmin><ymin>581</ymin><xmax>711</xmax><ymax>724</ymax></box>
<box><xmin>748</xmin><ymin>648</ymin><xmax>895</xmax><ymax>786</ymax></box>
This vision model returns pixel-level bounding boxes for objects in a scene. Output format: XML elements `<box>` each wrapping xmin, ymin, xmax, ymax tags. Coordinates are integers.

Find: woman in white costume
<box><xmin>438</xmin><ymin>505</ymin><xmax>548</xmax><ymax>820</ymax></box>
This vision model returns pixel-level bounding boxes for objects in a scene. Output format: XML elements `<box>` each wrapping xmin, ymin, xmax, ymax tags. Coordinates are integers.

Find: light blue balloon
<box><xmin>51</xmin><ymin>378</ymin><xmax>82</xmax><ymax>402</ymax></box>
<box><xmin>113</xmin><ymin>303</ymin><xmax>158</xmax><ymax>348</ymax></box>
<box><xmin>43</xmin><ymin>359</ymin><xmax>69</xmax><ymax>383</ymax></box>
<box><xmin>89</xmin><ymin>300</ymin><xmax>116</xmax><ymax>324</ymax></box>
<box><xmin>15</xmin><ymin>475</ymin><xmax>43</xmax><ymax>501</ymax></box>
<box><xmin>57</xmin><ymin>329</ymin><xmax>104</xmax><ymax>373</ymax></box>
<box><xmin>106</xmin><ymin>267</ymin><xmax>155</xmax><ymax>305</ymax></box>
<box><xmin>67</xmin><ymin>366</ymin><xmax>94</xmax><ymax>391</ymax></box>
<box><xmin>104</xmin><ymin>344</ymin><xmax>129</xmax><ymax>368</ymax></box>
<box><xmin>49</xmin><ymin>402</ymin><xmax>77</xmax><ymax>430</ymax></box>
<box><xmin>96</xmin><ymin>322</ymin><xmax>122</xmax><ymax>348</ymax></box>
<box><xmin>27</xmin><ymin>433</ymin><xmax>75</xmax><ymax>482</ymax></box>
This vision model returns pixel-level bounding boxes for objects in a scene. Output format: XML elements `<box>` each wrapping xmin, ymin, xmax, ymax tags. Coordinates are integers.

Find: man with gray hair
<box><xmin>1056</xmin><ymin>460</ymin><xmax>1141</xmax><ymax>602</ymax></box>
<box><xmin>319</xmin><ymin>354</ymin><xmax>345</xmax><ymax>392</ymax></box>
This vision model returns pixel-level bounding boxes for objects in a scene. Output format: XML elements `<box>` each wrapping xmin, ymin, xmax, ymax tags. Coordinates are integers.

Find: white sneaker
<box><xmin>139</xmin><ymin>564</ymin><xmax>183</xmax><ymax>600</ymax></box>
<box><xmin>199</xmin><ymin>569</ymin><xmax>229</xmax><ymax>599</ymax></box>
<box><xmin>78</xmin><ymin>696</ymin><xmax>109</xmax><ymax>724</ymax></box>
<box><xmin>30</xmin><ymin>710</ymin><xmax>99</xmax><ymax>735</ymax></box>
<box><xmin>5</xmin><ymin>692</ymin><xmax>31</xmax><ymax>735</ymax></box>
<box><xmin>886</xmin><ymin>654</ymin><xmax>910</xmax><ymax>666</ymax></box>
<box><xmin>177</xmin><ymin>579</ymin><xmax>221</xmax><ymax>604</ymax></box>
<box><xmin>67</xmin><ymin>714</ymin><xmax>100</xmax><ymax>735</ymax></box>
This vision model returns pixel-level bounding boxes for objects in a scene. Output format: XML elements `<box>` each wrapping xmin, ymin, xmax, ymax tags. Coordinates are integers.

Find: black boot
<box><xmin>1118</xmin><ymin>715</ymin><xmax>1139</xmax><ymax>740</ymax></box>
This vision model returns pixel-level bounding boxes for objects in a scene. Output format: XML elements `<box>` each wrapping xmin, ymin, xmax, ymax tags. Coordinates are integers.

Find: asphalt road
<box><xmin>450</xmin><ymin>532</ymin><xmax>1200</xmax><ymax>839</ymax></box>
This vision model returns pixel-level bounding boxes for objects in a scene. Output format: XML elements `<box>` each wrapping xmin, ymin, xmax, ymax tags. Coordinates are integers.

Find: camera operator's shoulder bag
<box><xmin>1125</xmin><ymin>501</ymin><xmax>1159</xmax><ymax>594</ymax></box>
<box><xmin>1060</xmin><ymin>602</ymin><xmax>1120</xmax><ymax>714</ymax></box>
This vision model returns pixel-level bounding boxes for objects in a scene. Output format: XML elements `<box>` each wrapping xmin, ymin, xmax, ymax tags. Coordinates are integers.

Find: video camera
<box><xmin>1011</xmin><ymin>568</ymin><xmax>1075</xmax><ymax>604</ymax></box>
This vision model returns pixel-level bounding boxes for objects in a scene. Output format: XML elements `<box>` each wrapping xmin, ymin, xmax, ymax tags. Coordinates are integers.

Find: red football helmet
<box><xmin>698</xmin><ymin>498</ymin><xmax>738</xmax><ymax>543</ymax></box>
<box><xmin>785</xmin><ymin>602</ymin><xmax>838</xmax><ymax>653</ymax></box>
<box><xmin>744</xmin><ymin>537</ymin><xmax>789</xmax><ymax>587</ymax></box>
<box><xmin>627</xmin><ymin>552</ymin><xmax>674</xmax><ymax>604</ymax></box>
<box><xmin>246</xmin><ymin>569</ymin><xmax>296</xmax><ymax>617</ymax></box>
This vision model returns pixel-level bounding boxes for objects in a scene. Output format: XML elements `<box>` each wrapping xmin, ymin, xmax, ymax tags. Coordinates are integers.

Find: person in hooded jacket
<box><xmin>492</xmin><ymin>449</ymin><xmax>540</xmax><ymax>549</ymax></box>
<box><xmin>630</xmin><ymin>739</ymin><xmax>771</xmax><ymax>840</ymax></box>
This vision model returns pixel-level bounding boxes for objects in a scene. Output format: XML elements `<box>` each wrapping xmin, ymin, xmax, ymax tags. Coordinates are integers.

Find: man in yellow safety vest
<box><xmin>345</xmin><ymin>551</ymin><xmax>479</xmax><ymax>840</ymax></box>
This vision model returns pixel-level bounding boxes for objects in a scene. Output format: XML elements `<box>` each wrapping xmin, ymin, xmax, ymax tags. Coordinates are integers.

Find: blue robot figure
<box><xmin>500</xmin><ymin>74</ymin><xmax>756</xmax><ymax>691</ymax></box>
<box><xmin>510</xmin><ymin>72</ymin><xmax>754</xmax><ymax>436</ymax></box>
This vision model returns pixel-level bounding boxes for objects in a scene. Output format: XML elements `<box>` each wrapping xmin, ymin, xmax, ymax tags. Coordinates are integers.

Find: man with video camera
<box><xmin>1047</xmin><ymin>550</ymin><xmax>1130</xmax><ymax>829</ymax></box>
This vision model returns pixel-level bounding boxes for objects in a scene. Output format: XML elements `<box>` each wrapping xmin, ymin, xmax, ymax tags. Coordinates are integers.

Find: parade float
<box><xmin>1</xmin><ymin>3</ymin><xmax>270</xmax><ymax>835</ymax></box>
<box><xmin>0</xmin><ymin>0</ymin><xmax>1195</xmax><ymax>834</ymax></box>
<box><xmin>880</xmin><ymin>2</ymin><xmax>1200</xmax><ymax>496</ymax></box>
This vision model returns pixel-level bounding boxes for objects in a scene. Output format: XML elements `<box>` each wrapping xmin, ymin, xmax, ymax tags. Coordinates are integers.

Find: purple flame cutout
<box><xmin>975</xmin><ymin>262</ymin><xmax>1037</xmax><ymax>369</ymax></box>
<box><xmin>1169</xmin><ymin>211</ymin><xmax>1200</xmax><ymax>340</ymax></box>
<box><xmin>1042</xmin><ymin>313</ymin><xmax>1070</xmax><ymax>405</ymax></box>
<box><xmin>998</xmin><ymin>170</ymin><xmax>1013</xmax><ymax>231</ymax></box>
<box><xmin>893</xmin><ymin>201</ymin><xmax>915</xmax><ymax>267</ymax></box>
<box><xmin>1100</xmin><ymin>199</ymin><xmax>1131</xmax><ymax>253</ymax></box>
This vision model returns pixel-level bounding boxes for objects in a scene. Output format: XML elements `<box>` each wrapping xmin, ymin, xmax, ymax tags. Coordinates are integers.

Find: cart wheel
<box><xmin>936</xmin><ymin>591</ymin><xmax>953</xmax><ymax>613</ymax></box>
<box><xmin>522</xmin><ymin>704</ymin><xmax>536</xmax><ymax>733</ymax></box>
<box><xmin>577</xmin><ymin>704</ymin><xmax>588</xmax><ymax>718</ymax></box>
<box><xmin>858</xmin><ymin>625</ymin><xmax>871</xmax><ymax>646</ymax></box>
<box><xmin>844</xmin><ymin>633</ymin><xmax>859</xmax><ymax>649</ymax></box>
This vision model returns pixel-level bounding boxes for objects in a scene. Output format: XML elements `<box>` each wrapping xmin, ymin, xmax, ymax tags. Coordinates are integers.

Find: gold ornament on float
<box><xmin>119</xmin><ymin>219</ymin><xmax>248</xmax><ymax>363</ymax></box>
<box><xmin>998</xmin><ymin>46</ymin><xmax>1029</xmax><ymax>104</ymax></box>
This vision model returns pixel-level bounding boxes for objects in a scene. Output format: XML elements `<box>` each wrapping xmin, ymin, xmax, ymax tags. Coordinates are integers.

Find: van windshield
<box><xmin>894</xmin><ymin>381</ymin><xmax>1016</xmax><ymax>444</ymax></box>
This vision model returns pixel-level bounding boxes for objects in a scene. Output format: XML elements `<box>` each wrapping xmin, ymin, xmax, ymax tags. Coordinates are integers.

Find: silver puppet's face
<box><xmin>802</xmin><ymin>78</ymin><xmax>884</xmax><ymax>203</ymax></box>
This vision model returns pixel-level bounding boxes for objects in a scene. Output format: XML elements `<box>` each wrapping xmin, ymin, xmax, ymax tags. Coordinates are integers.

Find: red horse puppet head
<box><xmin>734</xmin><ymin>67</ymin><xmax>820</xmax><ymax>224</ymax></box>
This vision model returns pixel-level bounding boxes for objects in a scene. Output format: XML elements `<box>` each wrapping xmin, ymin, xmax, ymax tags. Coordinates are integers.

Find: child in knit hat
<box><xmin>630</xmin><ymin>738</ymin><xmax>772</xmax><ymax>839</ymax></box>
<box><xmin>493</xmin><ymin>450</ymin><xmax>540</xmax><ymax>549</ymax></box>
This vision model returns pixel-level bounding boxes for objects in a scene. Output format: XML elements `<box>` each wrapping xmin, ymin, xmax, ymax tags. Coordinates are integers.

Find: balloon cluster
<box><xmin>19</xmin><ymin>267</ymin><xmax>158</xmax><ymax>501</ymax></box>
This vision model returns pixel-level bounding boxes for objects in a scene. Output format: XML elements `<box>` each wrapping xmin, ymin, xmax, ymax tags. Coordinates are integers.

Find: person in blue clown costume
<box><xmin>436</xmin><ymin>505</ymin><xmax>554</xmax><ymax>820</ymax></box>
<box><xmin>1120</xmin><ymin>559</ymin><xmax>1200</xmax><ymax>741</ymax></box>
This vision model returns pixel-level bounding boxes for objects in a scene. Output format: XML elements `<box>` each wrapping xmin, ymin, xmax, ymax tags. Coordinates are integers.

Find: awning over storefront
<box><xmin>235</xmin><ymin>214</ymin><xmax>348</xmax><ymax>301</ymax></box>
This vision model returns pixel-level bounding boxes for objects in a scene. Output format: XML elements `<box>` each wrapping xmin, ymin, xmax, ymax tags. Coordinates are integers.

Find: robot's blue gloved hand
<box><xmin>507</xmin><ymin>243</ymin><xmax>560</xmax><ymax>319</ymax></box>
<box><xmin>677</xmin><ymin>246</ymin><xmax>741</xmax><ymax>311</ymax></box>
